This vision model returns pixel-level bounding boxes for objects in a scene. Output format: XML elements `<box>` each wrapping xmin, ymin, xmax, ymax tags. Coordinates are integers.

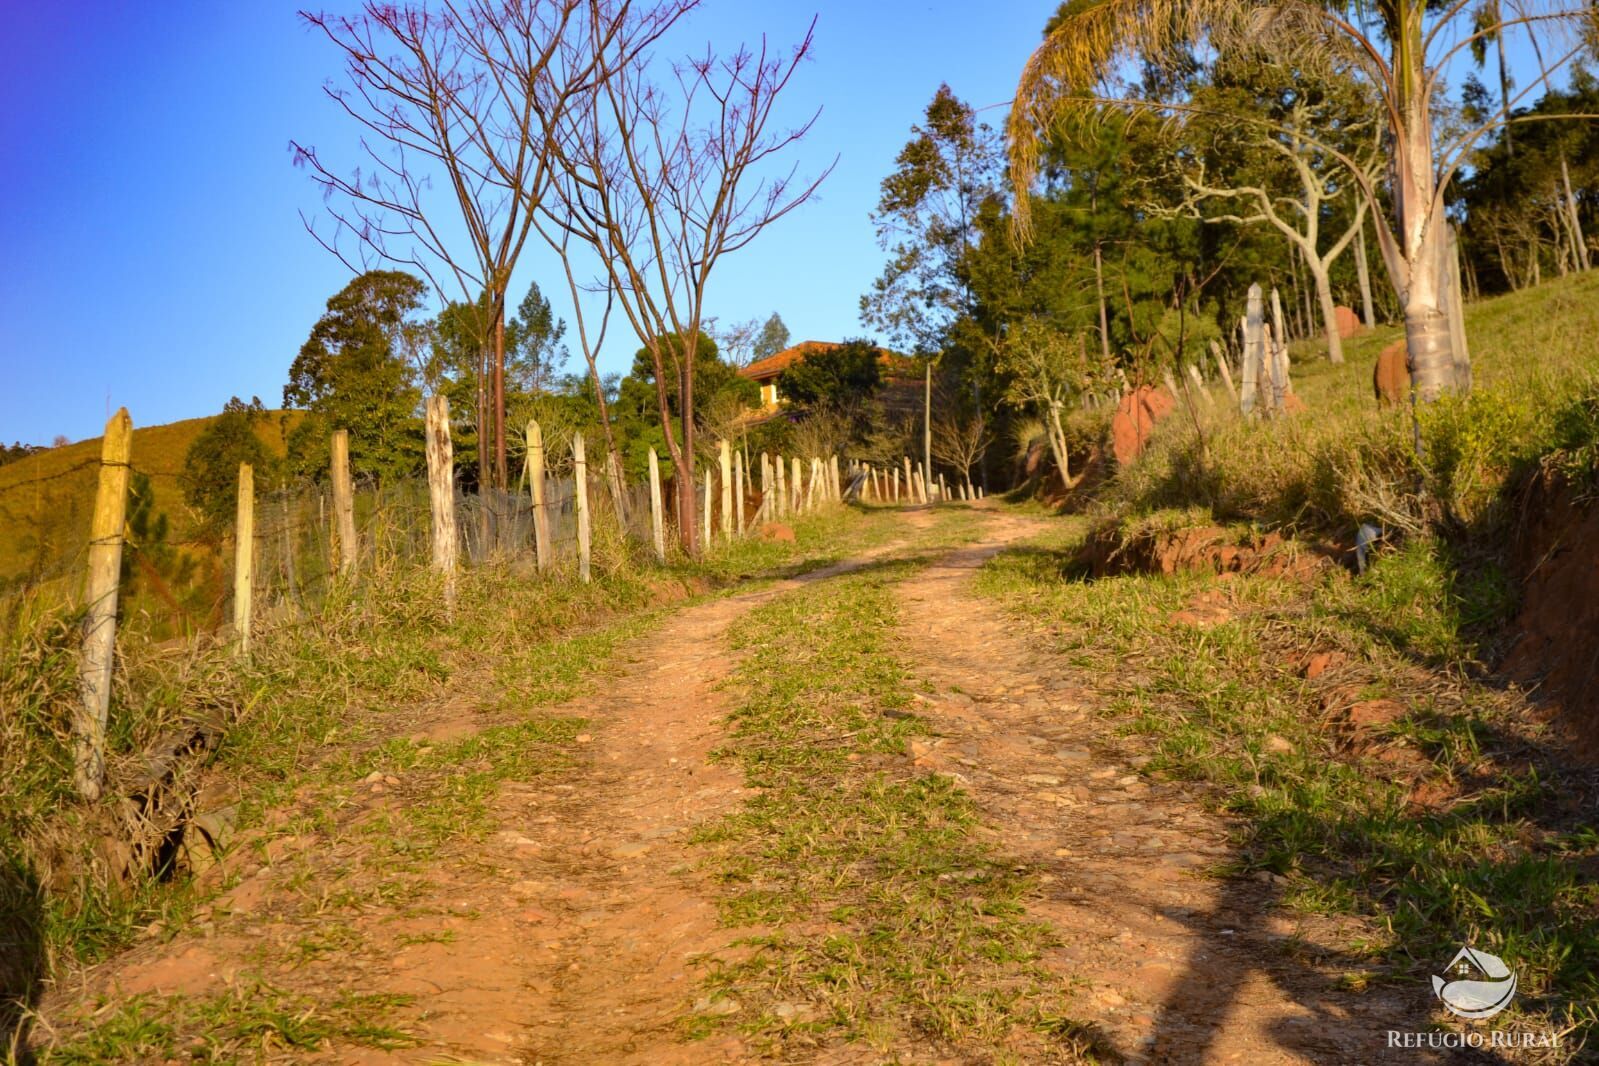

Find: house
<box><xmin>739</xmin><ymin>340</ymin><xmax>919</xmax><ymax>414</ymax></box>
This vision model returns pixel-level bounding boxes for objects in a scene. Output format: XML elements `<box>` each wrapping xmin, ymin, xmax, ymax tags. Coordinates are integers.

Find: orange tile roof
<box><xmin>740</xmin><ymin>340</ymin><xmax>913</xmax><ymax>382</ymax></box>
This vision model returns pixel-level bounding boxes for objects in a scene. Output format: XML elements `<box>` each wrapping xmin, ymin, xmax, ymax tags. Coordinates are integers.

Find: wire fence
<box><xmin>0</xmin><ymin>405</ymin><xmax>966</xmax><ymax>658</ymax></box>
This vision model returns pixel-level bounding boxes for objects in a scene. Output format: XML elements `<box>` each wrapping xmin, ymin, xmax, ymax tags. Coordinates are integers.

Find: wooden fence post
<box><xmin>1241</xmin><ymin>285</ymin><xmax>1264</xmax><ymax>416</ymax></box>
<box><xmin>735</xmin><ymin>448</ymin><xmax>746</xmax><ymax>535</ymax></box>
<box><xmin>1210</xmin><ymin>339</ymin><xmax>1238</xmax><ymax>404</ymax></box>
<box><xmin>234</xmin><ymin>462</ymin><xmax>254</xmax><ymax>655</ymax></box>
<box><xmin>774</xmin><ymin>455</ymin><xmax>786</xmax><ymax>519</ymax></box>
<box><xmin>606</xmin><ymin>450</ymin><xmax>628</xmax><ymax>524</ymax></box>
<box><xmin>1186</xmin><ymin>363</ymin><xmax>1215</xmax><ymax>408</ymax></box>
<box><xmin>573</xmin><ymin>431</ymin><xmax>591</xmax><ymax>583</ymax></box>
<box><xmin>527</xmin><ymin>420</ymin><xmax>551</xmax><ymax>572</ymax></box>
<box><xmin>791</xmin><ymin>456</ymin><xmax>802</xmax><ymax>514</ymax></box>
<box><xmin>892</xmin><ymin>466</ymin><xmax>900</xmax><ymax>502</ymax></box>
<box><xmin>425</xmin><ymin>394</ymin><xmax>458</xmax><ymax>606</ymax></box>
<box><xmin>75</xmin><ymin>407</ymin><xmax>132</xmax><ymax>801</ymax></box>
<box><xmin>1269</xmin><ymin>287</ymin><xmax>1295</xmax><ymax>413</ymax></box>
<box><xmin>829</xmin><ymin>455</ymin><xmax>841</xmax><ymax>502</ymax></box>
<box><xmin>648</xmin><ymin>448</ymin><xmax>665</xmax><ymax>562</ymax></box>
<box><xmin>719</xmin><ymin>440</ymin><xmax>733</xmax><ymax>541</ymax></box>
<box><xmin>330</xmin><ymin>428</ymin><xmax>357</xmax><ymax>575</ymax></box>
<box><xmin>902</xmin><ymin>456</ymin><xmax>912</xmax><ymax>501</ymax></box>
<box><xmin>702</xmin><ymin>466</ymin><xmax>712</xmax><ymax>547</ymax></box>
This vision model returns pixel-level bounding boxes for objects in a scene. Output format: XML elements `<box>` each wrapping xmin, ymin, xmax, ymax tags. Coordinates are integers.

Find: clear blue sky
<box><xmin>0</xmin><ymin>1</ymin><xmax>1051</xmax><ymax>447</ymax></box>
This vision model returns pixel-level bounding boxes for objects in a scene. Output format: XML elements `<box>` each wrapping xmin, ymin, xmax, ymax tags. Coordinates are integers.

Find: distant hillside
<box><xmin>0</xmin><ymin>411</ymin><xmax>299</xmax><ymax>590</ymax></box>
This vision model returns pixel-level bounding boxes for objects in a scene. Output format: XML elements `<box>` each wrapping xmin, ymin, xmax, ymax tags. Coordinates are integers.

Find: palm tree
<box><xmin>1009</xmin><ymin>0</ymin><xmax>1598</xmax><ymax>403</ymax></box>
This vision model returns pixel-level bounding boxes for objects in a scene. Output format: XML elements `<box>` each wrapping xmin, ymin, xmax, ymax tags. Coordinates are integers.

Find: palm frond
<box><xmin>1006</xmin><ymin>0</ymin><xmax>1372</xmax><ymax>237</ymax></box>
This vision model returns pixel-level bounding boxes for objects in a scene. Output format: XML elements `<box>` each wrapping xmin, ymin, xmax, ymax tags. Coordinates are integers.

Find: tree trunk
<box><xmin>1393</xmin><ymin>26</ymin><xmax>1458</xmax><ymax>406</ymax></box>
<box><xmin>1310</xmin><ymin>258</ymin><xmax>1344</xmax><ymax>364</ymax></box>
<box><xmin>678</xmin><ymin>347</ymin><xmax>698</xmax><ymax>556</ymax></box>
<box><xmin>1094</xmin><ymin>239</ymin><xmax>1112</xmax><ymax>364</ymax></box>
<box><xmin>1562</xmin><ymin>155</ymin><xmax>1589</xmax><ymax>271</ymax></box>
<box><xmin>1045</xmin><ymin>402</ymin><xmax>1078</xmax><ymax>490</ymax></box>
<box><xmin>1355</xmin><ymin>221</ymin><xmax>1376</xmax><ymax>328</ymax></box>
<box><xmin>923</xmin><ymin>362</ymin><xmax>932</xmax><ymax>500</ymax></box>
<box><xmin>493</xmin><ymin>296</ymin><xmax>507</xmax><ymax>490</ymax></box>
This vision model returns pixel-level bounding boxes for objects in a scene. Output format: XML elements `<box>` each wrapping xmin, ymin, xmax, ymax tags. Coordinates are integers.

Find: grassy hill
<box><xmin>0</xmin><ymin>411</ymin><xmax>299</xmax><ymax>592</ymax></box>
<box><xmin>1104</xmin><ymin>270</ymin><xmax>1599</xmax><ymax>535</ymax></box>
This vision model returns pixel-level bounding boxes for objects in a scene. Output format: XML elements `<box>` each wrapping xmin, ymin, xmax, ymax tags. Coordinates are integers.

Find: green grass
<box><xmin>687</xmin><ymin>522</ymin><xmax>1100</xmax><ymax>1063</ymax></box>
<box><xmin>975</xmin><ymin>520</ymin><xmax>1599</xmax><ymax>1045</ymax></box>
<box><xmin>42</xmin><ymin>983</ymin><xmax>416</xmax><ymax>1063</ymax></box>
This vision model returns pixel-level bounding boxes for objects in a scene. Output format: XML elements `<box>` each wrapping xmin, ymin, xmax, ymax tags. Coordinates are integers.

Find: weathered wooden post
<box><xmin>1186</xmin><ymin>364</ymin><xmax>1215</xmax><ymax>408</ymax></box>
<box><xmin>425</xmin><ymin>395</ymin><xmax>457</xmax><ymax>605</ymax></box>
<box><xmin>1210</xmin><ymin>340</ymin><xmax>1238</xmax><ymax>404</ymax></box>
<box><xmin>902</xmin><ymin>456</ymin><xmax>912</xmax><ymax>501</ymax></box>
<box><xmin>1269</xmin><ymin>288</ymin><xmax>1289</xmax><ymax>413</ymax></box>
<box><xmin>330</xmin><ymin>428</ymin><xmax>357</xmax><ymax>575</ymax></box>
<box><xmin>573</xmin><ymin>431</ymin><xmax>591</xmax><ymax>583</ymax></box>
<box><xmin>606</xmin><ymin>450</ymin><xmax>628</xmax><ymax>524</ymax></box>
<box><xmin>527</xmin><ymin>420</ymin><xmax>551</xmax><ymax>572</ymax></box>
<box><xmin>760</xmin><ymin>452</ymin><xmax>770</xmax><ymax>512</ymax></box>
<box><xmin>702</xmin><ymin>467</ymin><xmax>713</xmax><ymax>546</ymax></box>
<box><xmin>892</xmin><ymin>466</ymin><xmax>900</xmax><ymax>502</ymax></box>
<box><xmin>75</xmin><ymin>407</ymin><xmax>132</xmax><ymax>801</ymax></box>
<box><xmin>1241</xmin><ymin>286</ymin><xmax>1264</xmax><ymax>416</ymax></box>
<box><xmin>734</xmin><ymin>448</ymin><xmax>747</xmax><ymax>535</ymax></box>
<box><xmin>774</xmin><ymin>454</ymin><xmax>787</xmax><ymax>519</ymax></box>
<box><xmin>1162</xmin><ymin>367</ymin><xmax>1184</xmax><ymax>411</ymax></box>
<box><xmin>791</xmin><ymin>456</ymin><xmax>802</xmax><ymax>513</ymax></box>
<box><xmin>647</xmin><ymin>447</ymin><xmax>665</xmax><ymax>562</ymax></box>
<box><xmin>719</xmin><ymin>440</ymin><xmax>733</xmax><ymax>541</ymax></box>
<box><xmin>234</xmin><ymin>462</ymin><xmax>254</xmax><ymax>655</ymax></box>
<box><xmin>829</xmin><ymin>455</ymin><xmax>841</xmax><ymax>502</ymax></box>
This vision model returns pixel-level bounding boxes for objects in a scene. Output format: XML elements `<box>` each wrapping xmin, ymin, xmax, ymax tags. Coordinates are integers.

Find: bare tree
<box><xmin>538</xmin><ymin>16</ymin><xmax>833</xmax><ymax>554</ymax></box>
<box><xmin>931</xmin><ymin>401</ymin><xmax>992</xmax><ymax>493</ymax></box>
<box><xmin>1167</xmin><ymin>90</ymin><xmax>1383</xmax><ymax>364</ymax></box>
<box><xmin>292</xmin><ymin>1</ymin><xmax>634</xmax><ymax>494</ymax></box>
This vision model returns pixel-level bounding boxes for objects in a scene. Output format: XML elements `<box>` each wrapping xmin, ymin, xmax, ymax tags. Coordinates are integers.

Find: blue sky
<box><xmin>0</xmin><ymin>1</ymin><xmax>1050</xmax><ymax>446</ymax></box>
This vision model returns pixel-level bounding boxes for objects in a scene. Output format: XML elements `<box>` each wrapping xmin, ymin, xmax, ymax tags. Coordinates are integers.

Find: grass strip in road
<box><xmin>689</xmin><ymin>553</ymin><xmax>1099</xmax><ymax>1062</ymax></box>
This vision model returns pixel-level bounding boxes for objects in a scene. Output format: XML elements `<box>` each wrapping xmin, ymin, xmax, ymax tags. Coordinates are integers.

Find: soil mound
<box><xmin>1077</xmin><ymin>520</ymin><xmax>1334</xmax><ymax>579</ymax></box>
<box><xmin>1502</xmin><ymin>469</ymin><xmax>1599</xmax><ymax>757</ymax></box>
<box><xmin>1110</xmin><ymin>385</ymin><xmax>1176</xmax><ymax>466</ymax></box>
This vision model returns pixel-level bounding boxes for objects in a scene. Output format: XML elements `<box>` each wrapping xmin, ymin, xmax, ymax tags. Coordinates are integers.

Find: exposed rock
<box><xmin>1110</xmin><ymin>384</ymin><xmax>1177</xmax><ymax>466</ymax></box>
<box><xmin>1374</xmin><ymin>340</ymin><xmax>1408</xmax><ymax>406</ymax></box>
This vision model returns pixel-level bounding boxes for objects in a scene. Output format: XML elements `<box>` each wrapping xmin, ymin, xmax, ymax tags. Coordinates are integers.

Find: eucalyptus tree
<box><xmin>1010</xmin><ymin>0</ymin><xmax>1599</xmax><ymax>402</ymax></box>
